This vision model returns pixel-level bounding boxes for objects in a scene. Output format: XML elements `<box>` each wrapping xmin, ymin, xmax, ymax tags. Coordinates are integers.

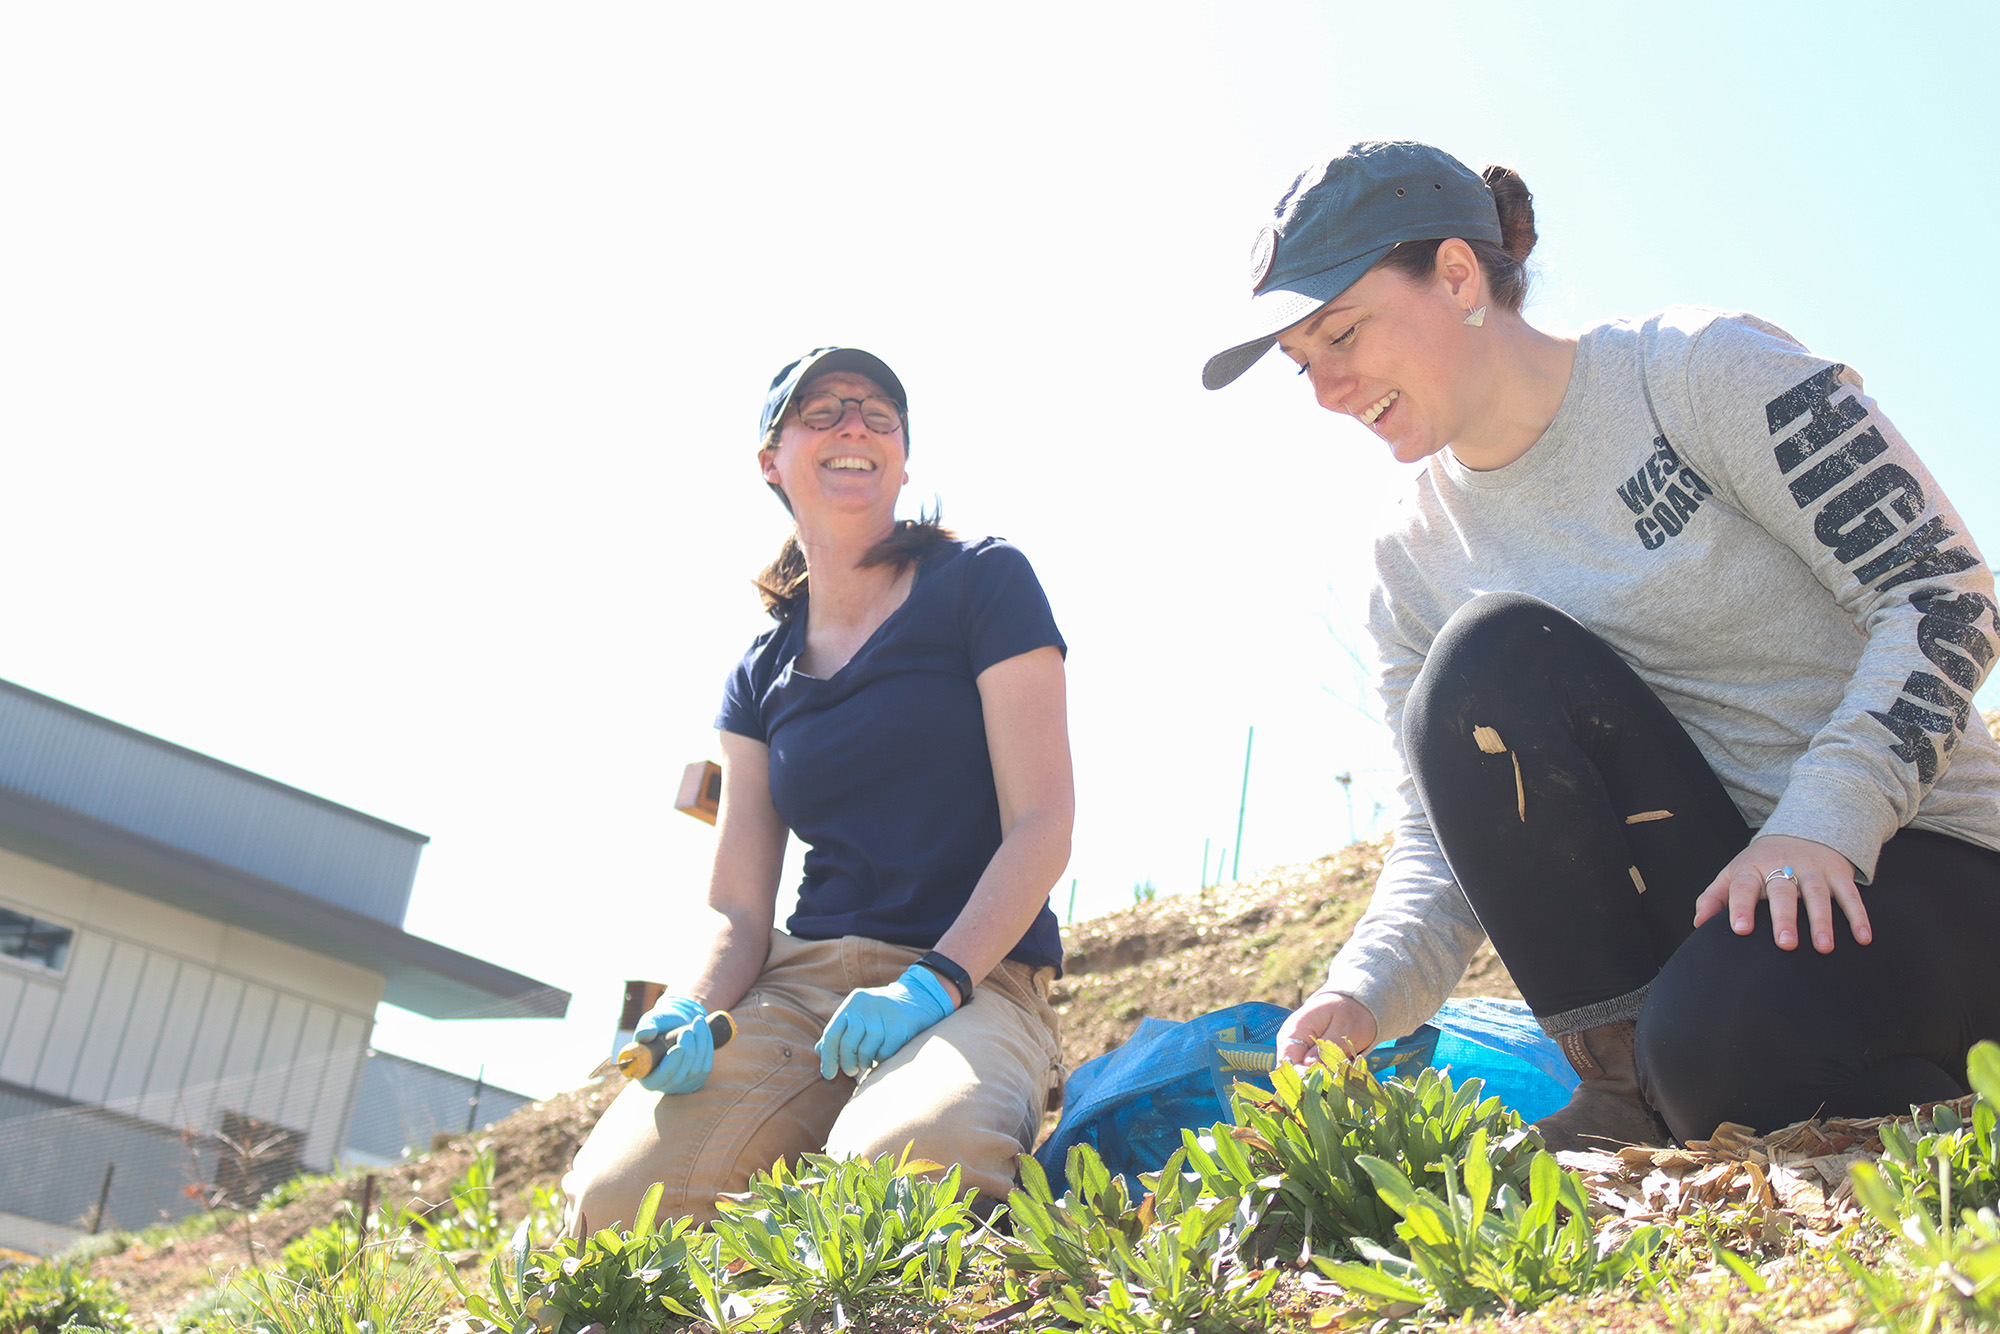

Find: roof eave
<box><xmin>0</xmin><ymin>784</ymin><xmax>568</xmax><ymax>1021</ymax></box>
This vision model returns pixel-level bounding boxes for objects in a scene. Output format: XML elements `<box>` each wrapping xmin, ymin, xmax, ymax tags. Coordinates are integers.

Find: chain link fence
<box><xmin>0</xmin><ymin>1045</ymin><xmax>533</xmax><ymax>1252</ymax></box>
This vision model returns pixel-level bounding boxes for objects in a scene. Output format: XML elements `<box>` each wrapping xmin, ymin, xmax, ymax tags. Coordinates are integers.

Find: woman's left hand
<box><xmin>1692</xmin><ymin>834</ymin><xmax>1871</xmax><ymax>952</ymax></box>
<box><xmin>815</xmin><ymin>965</ymin><xmax>956</xmax><ymax>1079</ymax></box>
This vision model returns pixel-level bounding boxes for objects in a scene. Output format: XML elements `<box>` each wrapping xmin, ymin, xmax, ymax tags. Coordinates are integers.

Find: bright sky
<box><xmin>3</xmin><ymin>3</ymin><xmax>1996</xmax><ymax>1102</ymax></box>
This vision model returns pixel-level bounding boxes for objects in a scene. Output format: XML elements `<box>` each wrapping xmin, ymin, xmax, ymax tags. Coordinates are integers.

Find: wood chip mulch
<box><xmin>1558</xmin><ymin>1093</ymin><xmax>1975</xmax><ymax>1247</ymax></box>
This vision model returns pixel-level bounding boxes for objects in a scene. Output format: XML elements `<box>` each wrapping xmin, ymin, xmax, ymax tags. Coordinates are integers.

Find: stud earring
<box><xmin>1463</xmin><ymin>306</ymin><xmax>1487</xmax><ymax>327</ymax></box>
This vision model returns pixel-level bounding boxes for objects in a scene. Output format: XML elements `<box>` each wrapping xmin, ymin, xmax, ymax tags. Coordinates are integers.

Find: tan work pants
<box><xmin>563</xmin><ymin>931</ymin><xmax>1063</xmax><ymax>1230</ymax></box>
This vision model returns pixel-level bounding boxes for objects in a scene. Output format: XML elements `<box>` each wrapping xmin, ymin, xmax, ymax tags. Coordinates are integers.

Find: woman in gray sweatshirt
<box><xmin>1202</xmin><ymin>139</ymin><xmax>2000</xmax><ymax>1148</ymax></box>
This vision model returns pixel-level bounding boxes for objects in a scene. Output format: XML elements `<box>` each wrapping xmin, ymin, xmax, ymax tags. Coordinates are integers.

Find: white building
<box><xmin>0</xmin><ymin>679</ymin><xmax>567</xmax><ymax>1252</ymax></box>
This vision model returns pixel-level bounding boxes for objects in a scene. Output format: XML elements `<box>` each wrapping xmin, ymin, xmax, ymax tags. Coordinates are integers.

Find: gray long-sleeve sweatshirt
<box><xmin>1326</xmin><ymin>307</ymin><xmax>2000</xmax><ymax>1043</ymax></box>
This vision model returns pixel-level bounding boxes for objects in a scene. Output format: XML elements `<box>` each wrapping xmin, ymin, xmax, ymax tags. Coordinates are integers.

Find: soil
<box><xmin>1052</xmin><ymin>834</ymin><xmax>1518</xmax><ymax>1067</ymax></box>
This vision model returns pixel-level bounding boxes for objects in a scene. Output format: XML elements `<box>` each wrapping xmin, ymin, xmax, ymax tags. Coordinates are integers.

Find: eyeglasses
<box><xmin>796</xmin><ymin>393</ymin><xmax>903</xmax><ymax>434</ymax></box>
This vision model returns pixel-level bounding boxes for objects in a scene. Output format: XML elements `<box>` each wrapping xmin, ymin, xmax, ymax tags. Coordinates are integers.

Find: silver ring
<box><xmin>1763</xmin><ymin>865</ymin><xmax>1798</xmax><ymax>886</ymax></box>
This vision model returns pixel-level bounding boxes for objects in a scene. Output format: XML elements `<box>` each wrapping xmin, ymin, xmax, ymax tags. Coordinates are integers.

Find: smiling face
<box><xmin>758</xmin><ymin>370</ymin><xmax>908</xmax><ymax>521</ymax></box>
<box><xmin>1275</xmin><ymin>249</ymin><xmax>1483</xmax><ymax>465</ymax></box>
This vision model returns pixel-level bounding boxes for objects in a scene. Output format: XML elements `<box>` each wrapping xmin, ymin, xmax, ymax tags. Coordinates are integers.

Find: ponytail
<box><xmin>753</xmin><ymin>508</ymin><xmax>958</xmax><ymax>620</ymax></box>
<box><xmin>1374</xmin><ymin>162</ymin><xmax>1539</xmax><ymax>312</ymax></box>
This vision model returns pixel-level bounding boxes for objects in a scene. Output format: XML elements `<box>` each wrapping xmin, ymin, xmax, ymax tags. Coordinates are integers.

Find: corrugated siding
<box><xmin>176</xmin><ymin>974</ymin><xmax>243</xmax><ymax>1134</ymax></box>
<box><xmin>0</xmin><ymin>683</ymin><xmax>424</xmax><ymax>926</ymax></box>
<box><xmin>0</xmin><ymin>927</ymin><xmax>369</xmax><ymax>1167</ymax></box>
<box><xmin>0</xmin><ymin>982</ymin><xmax>58</xmax><ymax>1088</ymax></box>
<box><xmin>343</xmin><ymin>1052</ymin><xmax>534</xmax><ymax>1163</ymax></box>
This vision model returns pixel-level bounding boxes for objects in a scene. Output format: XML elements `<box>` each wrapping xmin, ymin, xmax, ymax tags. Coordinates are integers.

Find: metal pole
<box><xmin>88</xmin><ymin>1163</ymin><xmax>115</xmax><ymax>1234</ymax></box>
<box><xmin>1231</xmin><ymin>726</ymin><xmax>1254</xmax><ymax>881</ymax></box>
<box><xmin>1201</xmin><ymin>837</ymin><xmax>1211</xmax><ymax>888</ymax></box>
<box><xmin>1066</xmin><ymin>878</ymin><xmax>1077</xmax><ymax>923</ymax></box>
<box><xmin>465</xmin><ymin>1065</ymin><xmax>485</xmax><ymax>1133</ymax></box>
<box><xmin>358</xmin><ymin>1173</ymin><xmax>376</xmax><ymax>1253</ymax></box>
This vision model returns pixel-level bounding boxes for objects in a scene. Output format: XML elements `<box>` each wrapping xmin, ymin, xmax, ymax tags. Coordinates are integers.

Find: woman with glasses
<box><xmin>564</xmin><ymin>347</ymin><xmax>1073</xmax><ymax>1227</ymax></box>
<box><xmin>1204</xmin><ymin>141</ymin><xmax>2000</xmax><ymax>1149</ymax></box>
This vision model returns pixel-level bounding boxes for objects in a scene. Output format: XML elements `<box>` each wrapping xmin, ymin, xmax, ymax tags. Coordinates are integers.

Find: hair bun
<box><xmin>1482</xmin><ymin>165</ymin><xmax>1537</xmax><ymax>263</ymax></box>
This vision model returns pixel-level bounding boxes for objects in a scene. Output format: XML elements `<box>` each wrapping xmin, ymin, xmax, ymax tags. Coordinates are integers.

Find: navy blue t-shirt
<box><xmin>715</xmin><ymin>537</ymin><xmax>1066</xmax><ymax>970</ymax></box>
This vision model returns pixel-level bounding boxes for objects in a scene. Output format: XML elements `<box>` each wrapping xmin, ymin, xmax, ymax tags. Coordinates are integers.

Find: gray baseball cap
<box><xmin>1202</xmin><ymin>141</ymin><xmax>1502</xmax><ymax>390</ymax></box>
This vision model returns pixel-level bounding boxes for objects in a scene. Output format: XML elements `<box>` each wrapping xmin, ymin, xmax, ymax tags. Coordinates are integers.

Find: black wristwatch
<box><xmin>914</xmin><ymin>950</ymin><xmax>973</xmax><ymax>1006</ymax></box>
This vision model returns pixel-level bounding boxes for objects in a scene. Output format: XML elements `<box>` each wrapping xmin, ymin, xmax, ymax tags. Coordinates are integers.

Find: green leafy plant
<box><xmin>1841</xmin><ymin>1159</ymin><xmax>2000</xmax><ymax>1333</ymax></box>
<box><xmin>1038</xmin><ymin>1147</ymin><xmax>1279</xmax><ymax>1333</ymax></box>
<box><xmin>409</xmin><ymin>1146</ymin><xmax>504</xmax><ymax>1256</ymax></box>
<box><xmin>1004</xmin><ymin>1146</ymin><xmax>1150</xmax><ymax>1294</ymax></box>
<box><xmin>1873</xmin><ymin>1041</ymin><xmax>2000</xmax><ymax>1228</ymax></box>
<box><xmin>1315</xmin><ymin>1131</ymin><xmax>1660</xmax><ymax>1317</ymax></box>
<box><xmin>1834</xmin><ymin>1040</ymin><xmax>2000</xmax><ymax>1333</ymax></box>
<box><xmin>711</xmin><ymin>1148</ymin><xmax>980</xmax><ymax>1329</ymax></box>
<box><xmin>460</xmin><ymin>1182</ymin><xmax>724</xmax><ymax>1334</ymax></box>
<box><xmin>0</xmin><ymin>1261</ymin><xmax>136</xmax><ymax>1334</ymax></box>
<box><xmin>1179</xmin><ymin>1044</ymin><xmax>1540</xmax><ymax>1261</ymax></box>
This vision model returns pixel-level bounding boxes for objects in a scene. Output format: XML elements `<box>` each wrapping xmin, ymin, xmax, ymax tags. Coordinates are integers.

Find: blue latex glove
<box><xmin>633</xmin><ymin>993</ymin><xmax>714</xmax><ymax>1095</ymax></box>
<box><xmin>816</xmin><ymin>964</ymin><xmax>955</xmax><ymax>1079</ymax></box>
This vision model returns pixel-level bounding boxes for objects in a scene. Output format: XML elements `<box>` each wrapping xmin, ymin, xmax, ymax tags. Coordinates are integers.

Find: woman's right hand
<box><xmin>1276</xmin><ymin>988</ymin><xmax>1378</xmax><ymax>1069</ymax></box>
<box><xmin>633</xmin><ymin>994</ymin><xmax>714</xmax><ymax>1095</ymax></box>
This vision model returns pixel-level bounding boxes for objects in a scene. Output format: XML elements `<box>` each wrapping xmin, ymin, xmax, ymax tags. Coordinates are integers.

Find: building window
<box><xmin>0</xmin><ymin>908</ymin><xmax>73</xmax><ymax>975</ymax></box>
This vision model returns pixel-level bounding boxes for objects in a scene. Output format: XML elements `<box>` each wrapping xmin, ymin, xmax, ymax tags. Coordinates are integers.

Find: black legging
<box><xmin>1405</xmin><ymin>592</ymin><xmax>2000</xmax><ymax>1140</ymax></box>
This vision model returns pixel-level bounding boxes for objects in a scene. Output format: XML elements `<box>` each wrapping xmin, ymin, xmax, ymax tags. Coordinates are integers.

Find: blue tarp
<box><xmin>1427</xmin><ymin>996</ymin><xmax>1579</xmax><ymax>1123</ymax></box>
<box><xmin>1034</xmin><ymin>996</ymin><xmax>1578</xmax><ymax>1194</ymax></box>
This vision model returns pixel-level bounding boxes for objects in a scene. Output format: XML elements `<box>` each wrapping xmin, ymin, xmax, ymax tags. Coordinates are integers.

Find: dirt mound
<box><xmin>1052</xmin><ymin>836</ymin><xmax>1516</xmax><ymax>1065</ymax></box>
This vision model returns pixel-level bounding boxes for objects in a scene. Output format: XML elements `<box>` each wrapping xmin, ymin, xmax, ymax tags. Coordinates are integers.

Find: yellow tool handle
<box><xmin>615</xmin><ymin>1010</ymin><xmax>736</xmax><ymax>1080</ymax></box>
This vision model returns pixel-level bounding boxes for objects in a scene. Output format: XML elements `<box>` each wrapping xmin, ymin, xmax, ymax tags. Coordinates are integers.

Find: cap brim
<box><xmin>1200</xmin><ymin>243</ymin><xmax>1393</xmax><ymax>390</ymax></box>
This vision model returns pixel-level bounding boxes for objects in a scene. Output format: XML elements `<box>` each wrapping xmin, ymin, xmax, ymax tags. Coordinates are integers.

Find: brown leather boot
<box><xmin>1532</xmin><ymin>1020</ymin><xmax>1672</xmax><ymax>1152</ymax></box>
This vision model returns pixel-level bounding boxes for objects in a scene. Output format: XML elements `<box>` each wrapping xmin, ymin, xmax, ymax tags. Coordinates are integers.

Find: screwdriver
<box><xmin>593</xmin><ymin>1010</ymin><xmax>737</xmax><ymax>1081</ymax></box>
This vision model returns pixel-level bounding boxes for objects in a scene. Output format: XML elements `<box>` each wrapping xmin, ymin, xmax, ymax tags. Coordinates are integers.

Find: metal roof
<box><xmin>0</xmin><ymin>679</ymin><xmax>568</xmax><ymax>1021</ymax></box>
<box><xmin>0</xmin><ymin>681</ymin><xmax>423</xmax><ymax>926</ymax></box>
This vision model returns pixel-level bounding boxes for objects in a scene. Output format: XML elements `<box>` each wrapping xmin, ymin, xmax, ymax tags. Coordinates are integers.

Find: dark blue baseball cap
<box><xmin>759</xmin><ymin>346</ymin><xmax>909</xmax><ymax>447</ymax></box>
<box><xmin>1202</xmin><ymin>141</ymin><xmax>1502</xmax><ymax>390</ymax></box>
